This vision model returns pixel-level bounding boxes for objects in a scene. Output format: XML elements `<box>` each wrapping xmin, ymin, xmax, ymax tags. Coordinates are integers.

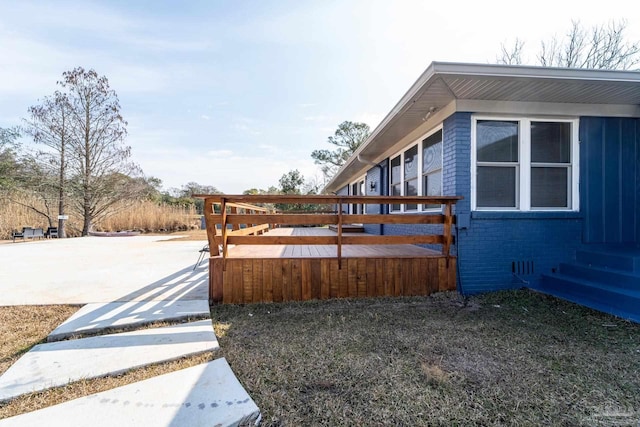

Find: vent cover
<box><xmin>512</xmin><ymin>260</ymin><xmax>534</xmax><ymax>275</ymax></box>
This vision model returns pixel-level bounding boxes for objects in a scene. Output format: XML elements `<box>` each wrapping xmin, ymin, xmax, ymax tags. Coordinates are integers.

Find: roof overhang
<box><xmin>324</xmin><ymin>62</ymin><xmax>640</xmax><ymax>193</ymax></box>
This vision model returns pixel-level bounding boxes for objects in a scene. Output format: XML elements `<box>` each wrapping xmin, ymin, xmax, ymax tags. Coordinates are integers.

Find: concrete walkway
<box><xmin>0</xmin><ymin>358</ymin><xmax>261</xmax><ymax>427</ymax></box>
<box><xmin>0</xmin><ymin>236</ymin><xmax>207</xmax><ymax>305</ymax></box>
<box><xmin>48</xmin><ymin>300</ymin><xmax>211</xmax><ymax>341</ymax></box>
<box><xmin>0</xmin><ymin>236</ymin><xmax>261</xmax><ymax>425</ymax></box>
<box><xmin>0</xmin><ymin>320</ymin><xmax>219</xmax><ymax>402</ymax></box>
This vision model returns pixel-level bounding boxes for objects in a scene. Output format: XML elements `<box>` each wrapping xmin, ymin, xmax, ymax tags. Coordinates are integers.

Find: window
<box><xmin>422</xmin><ymin>130</ymin><xmax>443</xmax><ymax>209</ymax></box>
<box><xmin>476</xmin><ymin>120</ymin><xmax>519</xmax><ymax>208</ymax></box>
<box><xmin>389</xmin><ymin>127</ymin><xmax>443</xmax><ymax>212</ymax></box>
<box><xmin>472</xmin><ymin>117</ymin><xmax>578</xmax><ymax>211</ymax></box>
<box><xmin>530</xmin><ymin>122</ymin><xmax>571</xmax><ymax>208</ymax></box>
<box><xmin>404</xmin><ymin>145</ymin><xmax>418</xmax><ymax>210</ymax></box>
<box><xmin>350</xmin><ymin>179</ymin><xmax>365</xmax><ymax>214</ymax></box>
<box><xmin>390</xmin><ymin>156</ymin><xmax>402</xmax><ymax>211</ymax></box>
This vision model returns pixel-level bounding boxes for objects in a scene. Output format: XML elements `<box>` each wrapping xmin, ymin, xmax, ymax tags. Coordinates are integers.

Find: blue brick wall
<box><xmin>441</xmin><ymin>113</ymin><xmax>584</xmax><ymax>294</ymax></box>
<box><xmin>458</xmin><ymin>212</ymin><xmax>583</xmax><ymax>294</ymax></box>
<box><xmin>356</xmin><ymin>112</ymin><xmax>585</xmax><ymax>295</ymax></box>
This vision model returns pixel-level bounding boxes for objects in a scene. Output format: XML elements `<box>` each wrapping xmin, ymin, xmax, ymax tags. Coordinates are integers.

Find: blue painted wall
<box><xmin>352</xmin><ymin>113</ymin><xmax>640</xmax><ymax>295</ymax></box>
<box><xmin>580</xmin><ymin>117</ymin><xmax>640</xmax><ymax>244</ymax></box>
<box><xmin>442</xmin><ymin>113</ymin><xmax>584</xmax><ymax>294</ymax></box>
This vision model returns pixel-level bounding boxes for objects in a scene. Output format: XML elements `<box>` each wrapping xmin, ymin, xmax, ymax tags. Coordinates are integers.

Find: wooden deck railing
<box><xmin>196</xmin><ymin>195</ymin><xmax>462</xmax><ymax>267</ymax></box>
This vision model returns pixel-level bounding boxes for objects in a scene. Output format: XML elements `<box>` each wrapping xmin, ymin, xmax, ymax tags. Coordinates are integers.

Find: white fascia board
<box><xmin>457</xmin><ymin>99</ymin><xmax>640</xmax><ymax>117</ymax></box>
<box><xmin>432</xmin><ymin>61</ymin><xmax>640</xmax><ymax>83</ymax></box>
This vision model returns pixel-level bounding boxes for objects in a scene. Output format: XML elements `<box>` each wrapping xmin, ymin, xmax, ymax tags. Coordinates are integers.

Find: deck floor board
<box><xmin>224</xmin><ymin>227</ymin><xmax>441</xmax><ymax>259</ymax></box>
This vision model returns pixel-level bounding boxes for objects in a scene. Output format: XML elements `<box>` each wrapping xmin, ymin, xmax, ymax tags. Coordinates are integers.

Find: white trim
<box><xmin>471</xmin><ymin>115</ymin><xmax>580</xmax><ymax>212</ymax></box>
<box><xmin>456</xmin><ymin>99</ymin><xmax>640</xmax><ymax>118</ymax></box>
<box><xmin>349</xmin><ymin>175</ymin><xmax>367</xmax><ymax>215</ymax></box>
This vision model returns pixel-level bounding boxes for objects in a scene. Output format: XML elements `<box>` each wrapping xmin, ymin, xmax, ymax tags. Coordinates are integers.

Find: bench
<box><xmin>11</xmin><ymin>229</ymin><xmax>24</xmax><ymax>242</ymax></box>
<box><xmin>45</xmin><ymin>227</ymin><xmax>59</xmax><ymax>238</ymax></box>
<box><xmin>12</xmin><ymin>227</ymin><xmax>45</xmax><ymax>242</ymax></box>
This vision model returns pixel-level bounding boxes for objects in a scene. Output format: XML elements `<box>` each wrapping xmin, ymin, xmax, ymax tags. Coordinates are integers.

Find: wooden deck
<box><xmin>198</xmin><ymin>194</ymin><xmax>461</xmax><ymax>305</ymax></box>
<box><xmin>225</xmin><ymin>227</ymin><xmax>441</xmax><ymax>258</ymax></box>
<box><xmin>209</xmin><ymin>227</ymin><xmax>456</xmax><ymax>304</ymax></box>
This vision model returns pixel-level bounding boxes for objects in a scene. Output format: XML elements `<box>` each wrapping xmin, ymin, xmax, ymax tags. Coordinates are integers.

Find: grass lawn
<box><xmin>1</xmin><ymin>290</ymin><xmax>639</xmax><ymax>425</ymax></box>
<box><xmin>214</xmin><ymin>290</ymin><xmax>640</xmax><ymax>426</ymax></box>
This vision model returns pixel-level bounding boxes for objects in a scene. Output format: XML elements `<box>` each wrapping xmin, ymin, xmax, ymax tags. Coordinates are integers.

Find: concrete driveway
<box><xmin>0</xmin><ymin>236</ymin><xmax>209</xmax><ymax>305</ymax></box>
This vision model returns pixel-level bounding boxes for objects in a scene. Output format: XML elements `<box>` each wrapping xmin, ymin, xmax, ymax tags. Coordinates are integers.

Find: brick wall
<box><xmin>359</xmin><ymin>112</ymin><xmax>585</xmax><ymax>295</ymax></box>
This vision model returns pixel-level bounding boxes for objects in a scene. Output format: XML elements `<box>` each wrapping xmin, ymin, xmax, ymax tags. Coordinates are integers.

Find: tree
<box><xmin>0</xmin><ymin>127</ymin><xmax>22</xmax><ymax>192</ymax></box>
<box><xmin>24</xmin><ymin>91</ymin><xmax>73</xmax><ymax>237</ymax></box>
<box><xmin>311</xmin><ymin>121</ymin><xmax>370</xmax><ymax>180</ymax></box>
<box><xmin>177</xmin><ymin>182</ymin><xmax>222</xmax><ymax>214</ymax></box>
<box><xmin>497</xmin><ymin>20</ymin><xmax>640</xmax><ymax>70</ymax></box>
<box><xmin>59</xmin><ymin>67</ymin><xmax>138</xmax><ymax>235</ymax></box>
<box><xmin>497</xmin><ymin>38</ymin><xmax>525</xmax><ymax>65</ymax></box>
<box><xmin>279</xmin><ymin>169</ymin><xmax>305</xmax><ymax>195</ymax></box>
<box><xmin>8</xmin><ymin>155</ymin><xmax>60</xmax><ymax>227</ymax></box>
<box><xmin>276</xmin><ymin>169</ymin><xmax>320</xmax><ymax>212</ymax></box>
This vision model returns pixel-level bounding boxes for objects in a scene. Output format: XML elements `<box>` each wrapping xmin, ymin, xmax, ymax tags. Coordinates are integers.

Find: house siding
<box><xmin>447</xmin><ymin>113</ymin><xmax>583</xmax><ymax>294</ymax></box>
<box><xmin>358</xmin><ymin>112</ymin><xmax>585</xmax><ymax>295</ymax></box>
<box><xmin>580</xmin><ymin>117</ymin><xmax>640</xmax><ymax>244</ymax></box>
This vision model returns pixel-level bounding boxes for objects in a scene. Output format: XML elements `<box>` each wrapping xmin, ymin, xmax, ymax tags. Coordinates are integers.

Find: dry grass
<box><xmin>158</xmin><ymin>229</ymin><xmax>208</xmax><ymax>242</ymax></box>
<box><xmin>0</xmin><ymin>195</ymin><xmax>199</xmax><ymax>239</ymax></box>
<box><xmin>0</xmin><ymin>305</ymin><xmax>80</xmax><ymax>375</ymax></box>
<box><xmin>96</xmin><ymin>201</ymin><xmax>199</xmax><ymax>233</ymax></box>
<box><xmin>212</xmin><ymin>290</ymin><xmax>640</xmax><ymax>426</ymax></box>
<box><xmin>0</xmin><ymin>307</ymin><xmax>216</xmax><ymax>420</ymax></box>
<box><xmin>2</xmin><ymin>291</ymin><xmax>640</xmax><ymax>425</ymax></box>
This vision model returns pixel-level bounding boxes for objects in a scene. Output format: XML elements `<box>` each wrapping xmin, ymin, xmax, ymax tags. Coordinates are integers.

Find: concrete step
<box><xmin>538</xmin><ymin>273</ymin><xmax>640</xmax><ymax>323</ymax></box>
<box><xmin>576</xmin><ymin>246</ymin><xmax>640</xmax><ymax>273</ymax></box>
<box><xmin>558</xmin><ymin>263</ymin><xmax>640</xmax><ymax>291</ymax></box>
<box><xmin>48</xmin><ymin>300</ymin><xmax>211</xmax><ymax>342</ymax></box>
<box><xmin>0</xmin><ymin>358</ymin><xmax>260</xmax><ymax>427</ymax></box>
<box><xmin>0</xmin><ymin>320</ymin><xmax>218</xmax><ymax>402</ymax></box>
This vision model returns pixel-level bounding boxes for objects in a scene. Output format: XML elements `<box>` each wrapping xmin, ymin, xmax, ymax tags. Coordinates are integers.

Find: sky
<box><xmin>1</xmin><ymin>0</ymin><xmax>639</xmax><ymax>193</ymax></box>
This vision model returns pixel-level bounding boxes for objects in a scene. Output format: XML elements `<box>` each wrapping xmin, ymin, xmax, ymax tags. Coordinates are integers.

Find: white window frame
<box><xmin>421</xmin><ymin>128</ymin><xmax>444</xmax><ymax>212</ymax></box>
<box><xmin>349</xmin><ymin>176</ymin><xmax>366</xmax><ymax>215</ymax></box>
<box><xmin>470</xmin><ymin>115</ymin><xmax>580</xmax><ymax>212</ymax></box>
<box><xmin>389</xmin><ymin>126</ymin><xmax>444</xmax><ymax>213</ymax></box>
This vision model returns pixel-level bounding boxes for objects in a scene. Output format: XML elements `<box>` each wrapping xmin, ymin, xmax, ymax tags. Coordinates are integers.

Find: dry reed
<box><xmin>95</xmin><ymin>200</ymin><xmax>199</xmax><ymax>233</ymax></box>
<box><xmin>0</xmin><ymin>195</ymin><xmax>199</xmax><ymax>239</ymax></box>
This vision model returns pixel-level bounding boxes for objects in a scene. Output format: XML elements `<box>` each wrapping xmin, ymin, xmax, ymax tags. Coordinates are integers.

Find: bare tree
<box><xmin>24</xmin><ymin>91</ymin><xmax>72</xmax><ymax>237</ymax></box>
<box><xmin>497</xmin><ymin>38</ymin><xmax>525</xmax><ymax>65</ymax></box>
<box><xmin>497</xmin><ymin>20</ymin><xmax>640</xmax><ymax>70</ymax></box>
<box><xmin>59</xmin><ymin>67</ymin><xmax>139</xmax><ymax>235</ymax></box>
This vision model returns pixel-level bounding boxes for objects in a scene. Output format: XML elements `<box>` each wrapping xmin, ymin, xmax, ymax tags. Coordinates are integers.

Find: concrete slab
<box><xmin>0</xmin><ymin>358</ymin><xmax>260</xmax><ymax>427</ymax></box>
<box><xmin>0</xmin><ymin>236</ymin><xmax>209</xmax><ymax>305</ymax></box>
<box><xmin>48</xmin><ymin>300</ymin><xmax>211</xmax><ymax>342</ymax></box>
<box><xmin>0</xmin><ymin>320</ymin><xmax>218</xmax><ymax>402</ymax></box>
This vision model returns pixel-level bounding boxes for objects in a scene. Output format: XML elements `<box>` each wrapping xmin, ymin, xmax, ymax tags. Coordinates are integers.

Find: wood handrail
<box><xmin>198</xmin><ymin>195</ymin><xmax>462</xmax><ymax>268</ymax></box>
<box><xmin>195</xmin><ymin>194</ymin><xmax>463</xmax><ymax>204</ymax></box>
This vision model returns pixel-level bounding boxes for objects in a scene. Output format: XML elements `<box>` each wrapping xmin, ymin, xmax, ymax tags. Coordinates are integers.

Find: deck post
<box><xmin>443</xmin><ymin>202</ymin><xmax>453</xmax><ymax>267</ymax></box>
<box><xmin>203</xmin><ymin>198</ymin><xmax>220</xmax><ymax>256</ymax></box>
<box><xmin>221</xmin><ymin>197</ymin><xmax>228</xmax><ymax>270</ymax></box>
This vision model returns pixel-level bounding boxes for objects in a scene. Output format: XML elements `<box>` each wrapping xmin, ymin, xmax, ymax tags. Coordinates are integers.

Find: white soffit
<box><xmin>325</xmin><ymin>62</ymin><xmax>640</xmax><ymax>193</ymax></box>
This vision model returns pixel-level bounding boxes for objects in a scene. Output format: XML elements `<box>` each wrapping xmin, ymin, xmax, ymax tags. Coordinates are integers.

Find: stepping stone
<box><xmin>0</xmin><ymin>320</ymin><xmax>218</xmax><ymax>402</ymax></box>
<box><xmin>0</xmin><ymin>358</ymin><xmax>261</xmax><ymax>427</ymax></box>
<box><xmin>48</xmin><ymin>300</ymin><xmax>211</xmax><ymax>341</ymax></box>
